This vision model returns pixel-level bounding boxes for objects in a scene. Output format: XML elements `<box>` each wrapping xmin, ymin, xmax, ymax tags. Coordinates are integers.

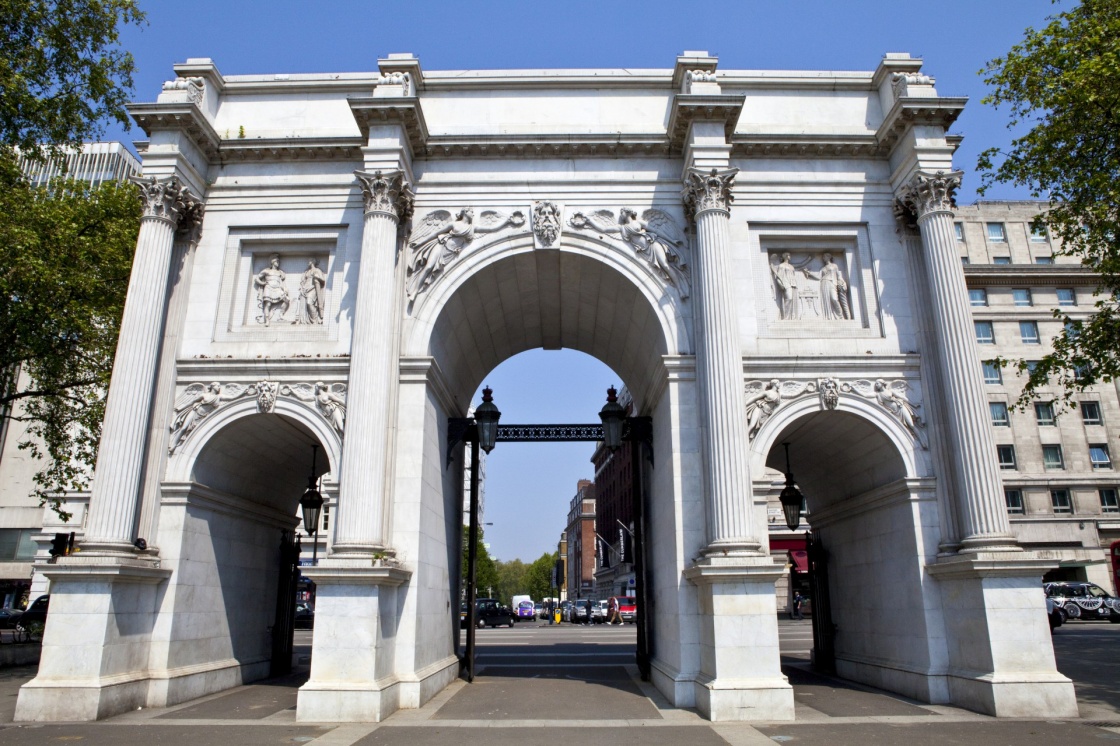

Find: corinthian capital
<box><xmin>896</xmin><ymin>170</ymin><xmax>963</xmax><ymax>222</ymax></box>
<box><xmin>355</xmin><ymin>169</ymin><xmax>414</xmax><ymax>222</ymax></box>
<box><xmin>682</xmin><ymin>167</ymin><xmax>739</xmax><ymax>220</ymax></box>
<box><xmin>130</xmin><ymin>175</ymin><xmax>203</xmax><ymax>229</ymax></box>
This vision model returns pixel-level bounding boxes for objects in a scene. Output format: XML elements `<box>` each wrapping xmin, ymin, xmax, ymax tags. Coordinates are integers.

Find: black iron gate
<box><xmin>806</xmin><ymin>529</ymin><xmax>835</xmax><ymax>674</ymax></box>
<box><xmin>270</xmin><ymin>531</ymin><xmax>302</xmax><ymax>677</ymax></box>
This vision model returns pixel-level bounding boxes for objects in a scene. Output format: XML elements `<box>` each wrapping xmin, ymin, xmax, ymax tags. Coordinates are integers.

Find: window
<box><xmin>322</xmin><ymin>504</ymin><xmax>330</xmax><ymax>531</ymax></box>
<box><xmin>1005</xmin><ymin>489</ymin><xmax>1025</xmax><ymax>515</ymax></box>
<box><xmin>987</xmin><ymin>223</ymin><xmax>1007</xmax><ymax>242</ymax></box>
<box><xmin>983</xmin><ymin>361</ymin><xmax>1003</xmax><ymax>384</ymax></box>
<box><xmin>1020</xmin><ymin>321</ymin><xmax>1040</xmax><ymax>344</ymax></box>
<box><xmin>0</xmin><ymin>529</ymin><xmax>36</xmax><ymax>561</ymax></box>
<box><xmin>1050</xmin><ymin>489</ymin><xmax>1072</xmax><ymax>514</ymax></box>
<box><xmin>1012</xmin><ymin>288</ymin><xmax>1032</xmax><ymax>306</ymax></box>
<box><xmin>1081</xmin><ymin>401</ymin><xmax>1102</xmax><ymax>425</ymax></box>
<box><xmin>1035</xmin><ymin>402</ymin><xmax>1056</xmax><ymax>426</ymax></box>
<box><xmin>997</xmin><ymin>445</ymin><xmax>1017</xmax><ymax>470</ymax></box>
<box><xmin>993</xmin><ymin>256</ymin><xmax>1012</xmax><ymax>265</ymax></box>
<box><xmin>1030</xmin><ymin>226</ymin><xmax>1048</xmax><ymax>242</ymax></box>
<box><xmin>975</xmin><ymin>321</ymin><xmax>995</xmax><ymax>344</ymax></box>
<box><xmin>1025</xmin><ymin>360</ymin><xmax>1040</xmax><ymax>375</ymax></box>
<box><xmin>1056</xmin><ymin>288</ymin><xmax>1076</xmax><ymax>306</ymax></box>
<box><xmin>1101</xmin><ymin>489</ymin><xmax>1119</xmax><ymax>514</ymax></box>
<box><xmin>1043</xmin><ymin>445</ymin><xmax>1064</xmax><ymax>470</ymax></box>
<box><xmin>960</xmin><ymin>256</ymin><xmax>970</xmax><ymax>266</ymax></box>
<box><xmin>954</xmin><ymin>222</ymin><xmax>964</xmax><ymax>241</ymax></box>
<box><xmin>1090</xmin><ymin>444</ymin><xmax>1112</xmax><ymax>470</ymax></box>
<box><xmin>1035</xmin><ymin>256</ymin><xmax>1054</xmax><ymax>265</ymax></box>
<box><xmin>990</xmin><ymin>402</ymin><xmax>1010</xmax><ymax>426</ymax></box>
<box><xmin>1065</xmin><ymin>320</ymin><xmax>1081</xmax><ymax>338</ymax></box>
<box><xmin>969</xmin><ymin>288</ymin><xmax>988</xmax><ymax>306</ymax></box>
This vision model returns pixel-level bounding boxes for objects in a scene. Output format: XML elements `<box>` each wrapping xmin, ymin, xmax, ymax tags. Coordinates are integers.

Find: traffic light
<box><xmin>49</xmin><ymin>533</ymin><xmax>70</xmax><ymax>560</ymax></box>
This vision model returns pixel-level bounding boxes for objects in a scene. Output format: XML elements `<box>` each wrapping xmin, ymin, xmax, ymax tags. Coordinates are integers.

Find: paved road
<box><xmin>0</xmin><ymin>619</ymin><xmax>1116</xmax><ymax>745</ymax></box>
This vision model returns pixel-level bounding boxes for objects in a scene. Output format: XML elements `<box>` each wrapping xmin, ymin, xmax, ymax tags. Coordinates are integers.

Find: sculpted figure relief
<box><xmin>844</xmin><ymin>378</ymin><xmax>928</xmax><ymax>449</ymax></box>
<box><xmin>406</xmin><ymin>208</ymin><xmax>525</xmax><ymax>301</ymax></box>
<box><xmin>744</xmin><ymin>379</ymin><xmax>818</xmax><ymax>440</ymax></box>
<box><xmin>169</xmin><ymin>382</ymin><xmax>252</xmax><ymax>453</ymax></box>
<box><xmin>298</xmin><ymin>258</ymin><xmax>327</xmax><ymax>325</ymax></box>
<box><xmin>532</xmin><ymin>201</ymin><xmax>562</xmax><ymax>247</ymax></box>
<box><xmin>769</xmin><ymin>251</ymin><xmax>852</xmax><ymax>321</ymax></box>
<box><xmin>283</xmin><ymin>382</ymin><xmax>347</xmax><ymax>434</ymax></box>
<box><xmin>254</xmin><ymin>253</ymin><xmax>290</xmax><ymax>326</ymax></box>
<box><xmin>567</xmin><ymin>208</ymin><xmax>691</xmax><ymax>298</ymax></box>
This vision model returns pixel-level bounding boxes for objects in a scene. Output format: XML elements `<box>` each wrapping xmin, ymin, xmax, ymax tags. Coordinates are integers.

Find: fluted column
<box><xmin>897</xmin><ymin>171</ymin><xmax>1015</xmax><ymax>550</ymax></box>
<box><xmin>683</xmin><ymin>167</ymin><xmax>760</xmax><ymax>555</ymax></box>
<box><xmin>331</xmin><ymin>170</ymin><xmax>413</xmax><ymax>557</ymax></box>
<box><xmin>83</xmin><ymin>176</ymin><xmax>203</xmax><ymax>553</ymax></box>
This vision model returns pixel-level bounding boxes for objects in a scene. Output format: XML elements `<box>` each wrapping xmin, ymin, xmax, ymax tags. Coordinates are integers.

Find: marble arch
<box><xmin>17</xmin><ymin>51</ymin><xmax>1078</xmax><ymax>724</ymax></box>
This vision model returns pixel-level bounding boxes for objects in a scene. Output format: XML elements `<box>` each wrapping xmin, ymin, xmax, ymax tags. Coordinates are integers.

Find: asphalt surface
<box><xmin>0</xmin><ymin>619</ymin><xmax>1115</xmax><ymax>745</ymax></box>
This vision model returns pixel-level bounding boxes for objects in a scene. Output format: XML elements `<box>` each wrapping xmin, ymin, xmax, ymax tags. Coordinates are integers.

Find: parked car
<box><xmin>1046</xmin><ymin>597</ymin><xmax>1063</xmax><ymax>631</ymax></box>
<box><xmin>1044</xmin><ymin>582</ymin><xmax>1120</xmax><ymax>622</ymax></box>
<box><xmin>610</xmin><ymin>595</ymin><xmax>637</xmax><ymax>624</ymax></box>
<box><xmin>567</xmin><ymin>599</ymin><xmax>592</xmax><ymax>624</ymax></box>
<box><xmin>591</xmin><ymin>599</ymin><xmax>608</xmax><ymax>624</ymax></box>
<box><xmin>534</xmin><ymin>602</ymin><xmax>544</xmax><ymax>619</ymax></box>
<box><xmin>0</xmin><ymin>607</ymin><xmax>23</xmax><ymax>629</ymax></box>
<box><xmin>16</xmin><ymin>595</ymin><xmax>48</xmax><ymax>634</ymax></box>
<box><xmin>294</xmin><ymin>603</ymin><xmax>315</xmax><ymax>630</ymax></box>
<box><xmin>516</xmin><ymin>600</ymin><xmax>536</xmax><ymax>620</ymax></box>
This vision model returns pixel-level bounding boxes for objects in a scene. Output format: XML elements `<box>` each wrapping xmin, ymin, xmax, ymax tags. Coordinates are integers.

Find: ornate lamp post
<box><xmin>300</xmin><ymin>444</ymin><xmax>324</xmax><ymax>565</ymax></box>
<box><xmin>779</xmin><ymin>442</ymin><xmax>804</xmax><ymax>531</ymax></box>
<box><xmin>598</xmin><ymin>386</ymin><xmax>626</xmax><ymax>451</ymax></box>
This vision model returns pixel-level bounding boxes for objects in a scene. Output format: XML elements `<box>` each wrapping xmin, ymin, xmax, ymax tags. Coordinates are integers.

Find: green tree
<box><xmin>978</xmin><ymin>0</ymin><xmax>1120</xmax><ymax>406</ymax></box>
<box><xmin>523</xmin><ymin>552</ymin><xmax>558</xmax><ymax>601</ymax></box>
<box><xmin>461</xmin><ymin>526</ymin><xmax>500</xmax><ymax>599</ymax></box>
<box><xmin>0</xmin><ymin>1</ymin><xmax>146</xmax><ymax>516</ymax></box>
<box><xmin>494</xmin><ymin>558</ymin><xmax>527</xmax><ymax>604</ymax></box>
<box><xmin>0</xmin><ymin>161</ymin><xmax>140</xmax><ymax>517</ymax></box>
<box><xmin>1</xmin><ymin>0</ymin><xmax>146</xmax><ymax>156</ymax></box>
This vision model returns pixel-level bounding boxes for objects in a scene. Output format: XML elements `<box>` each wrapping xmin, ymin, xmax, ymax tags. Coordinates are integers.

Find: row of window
<box><xmin>962</xmin><ymin>256</ymin><xmax>1055</xmax><ymax>266</ymax></box>
<box><xmin>969</xmin><ymin>288</ymin><xmax>1077</xmax><ymax>307</ymax></box>
<box><xmin>1005</xmin><ymin>488</ymin><xmax>1118</xmax><ymax>515</ymax></box>
<box><xmin>982</xmin><ymin>359</ymin><xmax>1091</xmax><ymax>385</ymax></box>
<box><xmin>956</xmin><ymin>222</ymin><xmax>1049</xmax><ymax>244</ymax></box>
<box><xmin>996</xmin><ymin>442</ymin><xmax>1113</xmax><ymax>470</ymax></box>
<box><xmin>975</xmin><ymin>320</ymin><xmax>1042</xmax><ymax>344</ymax></box>
<box><xmin>989</xmin><ymin>400</ymin><xmax>1104</xmax><ymax>427</ymax></box>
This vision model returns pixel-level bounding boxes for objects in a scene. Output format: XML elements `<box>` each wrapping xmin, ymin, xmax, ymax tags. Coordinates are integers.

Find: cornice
<box><xmin>742</xmin><ymin>354</ymin><xmax>923</xmax><ymax>376</ymax></box>
<box><xmin>176</xmin><ymin>357</ymin><xmax>351</xmax><ymax>380</ymax></box>
<box><xmin>421</xmin><ymin>134</ymin><xmax>671</xmax><ymax>159</ymax></box>
<box><xmin>875</xmin><ymin>97</ymin><xmax>967</xmax><ymax>153</ymax></box>
<box><xmin>129</xmin><ymin>102</ymin><xmax>222</xmax><ymax>161</ymax></box>
<box><xmin>348</xmin><ymin>96</ymin><xmax>429</xmax><ymax>155</ymax></box>
<box><xmin>731</xmin><ymin>133</ymin><xmax>885</xmax><ymax>159</ymax></box>
<box><xmin>962</xmin><ymin>265</ymin><xmax>1098</xmax><ymax>287</ymax></box>
<box><xmin>219</xmin><ymin>137</ymin><xmax>364</xmax><ymax>162</ymax></box>
<box><xmin>667</xmin><ymin>93</ymin><xmax>746</xmax><ymax>153</ymax></box>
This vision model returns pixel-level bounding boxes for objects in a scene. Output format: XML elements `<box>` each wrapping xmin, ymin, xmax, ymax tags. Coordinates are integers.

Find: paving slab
<box><xmin>434</xmin><ymin>666</ymin><xmax>659</xmax><ymax>721</ymax></box>
<box><xmin>356</xmin><ymin>725</ymin><xmax>728</xmax><ymax>745</ymax></box>
<box><xmin>0</xmin><ymin>723</ymin><xmax>334</xmax><ymax>745</ymax></box>
<box><xmin>753</xmin><ymin>720</ymin><xmax>1118</xmax><ymax>745</ymax></box>
<box><xmin>782</xmin><ymin>664</ymin><xmax>936</xmax><ymax>718</ymax></box>
<box><xmin>159</xmin><ymin>673</ymin><xmax>306</xmax><ymax>720</ymax></box>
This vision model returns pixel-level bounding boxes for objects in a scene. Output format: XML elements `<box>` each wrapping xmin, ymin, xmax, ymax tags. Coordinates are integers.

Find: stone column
<box><xmin>82</xmin><ymin>176</ymin><xmax>203</xmax><ymax>554</ymax></box>
<box><xmin>682</xmin><ymin>167</ymin><xmax>760</xmax><ymax>555</ymax></box>
<box><xmin>330</xmin><ymin>170</ymin><xmax>413</xmax><ymax>557</ymax></box>
<box><xmin>897</xmin><ymin>171</ymin><xmax>1016</xmax><ymax>551</ymax></box>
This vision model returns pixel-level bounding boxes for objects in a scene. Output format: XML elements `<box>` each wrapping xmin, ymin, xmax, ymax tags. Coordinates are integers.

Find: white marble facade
<box><xmin>15</xmin><ymin>52</ymin><xmax>1078</xmax><ymax>723</ymax></box>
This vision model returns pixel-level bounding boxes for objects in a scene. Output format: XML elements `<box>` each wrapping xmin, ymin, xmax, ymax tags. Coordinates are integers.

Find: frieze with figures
<box><xmin>745</xmin><ymin>377</ymin><xmax>926</xmax><ymax>448</ymax></box>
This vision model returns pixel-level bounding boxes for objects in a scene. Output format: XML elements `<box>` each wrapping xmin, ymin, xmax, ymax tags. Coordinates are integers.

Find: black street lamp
<box><xmin>300</xmin><ymin>444</ymin><xmax>324</xmax><ymax>565</ymax></box>
<box><xmin>779</xmin><ymin>442</ymin><xmax>805</xmax><ymax>531</ymax></box>
<box><xmin>598</xmin><ymin>386</ymin><xmax>626</xmax><ymax>451</ymax></box>
<box><xmin>474</xmin><ymin>387</ymin><xmax>501</xmax><ymax>453</ymax></box>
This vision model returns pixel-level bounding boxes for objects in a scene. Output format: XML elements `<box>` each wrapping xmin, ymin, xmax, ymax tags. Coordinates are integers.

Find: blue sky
<box><xmin>108</xmin><ymin>0</ymin><xmax>1060</xmax><ymax>561</ymax></box>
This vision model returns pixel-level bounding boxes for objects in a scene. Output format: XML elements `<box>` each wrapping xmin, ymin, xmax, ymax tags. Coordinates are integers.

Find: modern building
<box><xmin>957</xmin><ymin>200</ymin><xmax>1118</xmax><ymax>592</ymax></box>
<box><xmin>564</xmin><ymin>479</ymin><xmax>596</xmax><ymax>600</ymax></box>
<box><xmin>15</xmin><ymin>52</ymin><xmax>1081</xmax><ymax>725</ymax></box>
<box><xmin>16</xmin><ymin>141</ymin><xmax>141</xmax><ymax>187</ymax></box>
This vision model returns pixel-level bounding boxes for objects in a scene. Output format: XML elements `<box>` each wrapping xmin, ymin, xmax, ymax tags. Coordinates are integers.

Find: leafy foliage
<box><xmin>978</xmin><ymin>0</ymin><xmax>1120</xmax><ymax>406</ymax></box>
<box><xmin>0</xmin><ymin>0</ymin><xmax>145</xmax><ymax>158</ymax></box>
<box><xmin>0</xmin><ymin>156</ymin><xmax>140</xmax><ymax>518</ymax></box>
<box><xmin>461</xmin><ymin>525</ymin><xmax>500</xmax><ymax>598</ymax></box>
<box><xmin>522</xmin><ymin>552</ymin><xmax>559</xmax><ymax>601</ymax></box>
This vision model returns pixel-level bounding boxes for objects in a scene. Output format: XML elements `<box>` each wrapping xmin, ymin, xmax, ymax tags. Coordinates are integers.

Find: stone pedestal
<box><xmin>14</xmin><ymin>561</ymin><xmax>170</xmax><ymax>722</ymax></box>
<box><xmin>928</xmin><ymin>554</ymin><xmax>1078</xmax><ymax>718</ymax></box>
<box><xmin>296</xmin><ymin>564</ymin><xmax>411</xmax><ymax>722</ymax></box>
<box><xmin>683</xmin><ymin>560</ymin><xmax>794</xmax><ymax>721</ymax></box>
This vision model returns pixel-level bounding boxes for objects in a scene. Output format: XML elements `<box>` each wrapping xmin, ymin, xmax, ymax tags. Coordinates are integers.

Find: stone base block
<box><xmin>948</xmin><ymin>673</ymin><xmax>1078</xmax><ymax>718</ymax></box>
<box><xmin>693</xmin><ymin>677</ymin><xmax>795</xmax><ymax>722</ymax></box>
<box><xmin>297</xmin><ymin>680</ymin><xmax>401</xmax><ymax>722</ymax></box>
<box><xmin>650</xmin><ymin>659</ymin><xmax>696</xmax><ymax>709</ymax></box>
<box><xmin>146</xmin><ymin>659</ymin><xmax>265</xmax><ymax>709</ymax></box>
<box><xmin>15</xmin><ymin>676</ymin><xmax>149</xmax><ymax>722</ymax></box>
<box><xmin>836</xmin><ymin>657</ymin><xmax>950</xmax><ymax>704</ymax></box>
<box><xmin>397</xmin><ymin>655</ymin><xmax>459</xmax><ymax>710</ymax></box>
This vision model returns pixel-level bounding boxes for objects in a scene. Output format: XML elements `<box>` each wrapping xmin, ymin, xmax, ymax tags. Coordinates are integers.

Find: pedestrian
<box><xmin>607</xmin><ymin>596</ymin><xmax>621</xmax><ymax>625</ymax></box>
<box><xmin>792</xmin><ymin>591</ymin><xmax>804</xmax><ymax>621</ymax></box>
<box><xmin>547</xmin><ymin>599</ymin><xmax>555</xmax><ymax>625</ymax></box>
